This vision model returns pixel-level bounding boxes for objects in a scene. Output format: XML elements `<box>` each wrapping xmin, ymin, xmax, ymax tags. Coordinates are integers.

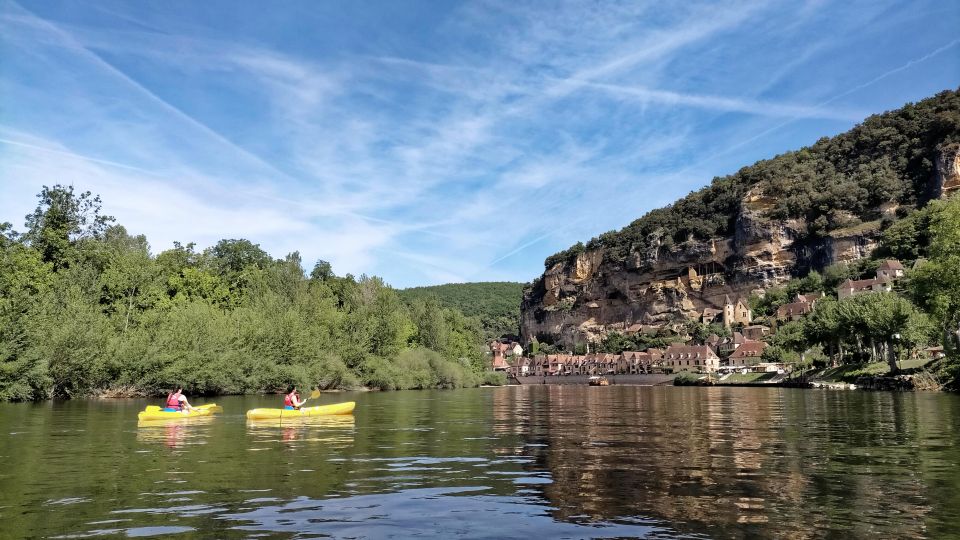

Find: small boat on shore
<box><xmin>588</xmin><ymin>376</ymin><xmax>610</xmax><ymax>386</ymax></box>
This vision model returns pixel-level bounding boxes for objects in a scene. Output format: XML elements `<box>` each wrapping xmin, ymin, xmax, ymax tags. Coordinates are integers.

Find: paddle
<box><xmin>294</xmin><ymin>388</ymin><xmax>322</xmax><ymax>408</ymax></box>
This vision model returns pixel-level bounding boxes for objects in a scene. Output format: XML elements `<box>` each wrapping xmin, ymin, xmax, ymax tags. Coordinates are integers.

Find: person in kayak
<box><xmin>284</xmin><ymin>386</ymin><xmax>305</xmax><ymax>410</ymax></box>
<box><xmin>164</xmin><ymin>387</ymin><xmax>196</xmax><ymax>413</ymax></box>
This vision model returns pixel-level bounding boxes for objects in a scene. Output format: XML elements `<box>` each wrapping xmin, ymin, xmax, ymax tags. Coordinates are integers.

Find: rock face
<box><xmin>521</xmin><ymin>184</ymin><xmax>883</xmax><ymax>348</ymax></box>
<box><xmin>934</xmin><ymin>143</ymin><xmax>960</xmax><ymax>198</ymax></box>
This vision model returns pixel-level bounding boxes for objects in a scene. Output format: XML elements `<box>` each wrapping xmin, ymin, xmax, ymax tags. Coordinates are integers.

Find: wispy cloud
<box><xmin>1</xmin><ymin>0</ymin><xmax>955</xmax><ymax>286</ymax></box>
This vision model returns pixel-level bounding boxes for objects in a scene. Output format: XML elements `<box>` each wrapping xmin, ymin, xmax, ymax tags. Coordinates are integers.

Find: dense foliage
<box><xmin>0</xmin><ymin>186</ymin><xmax>497</xmax><ymax>401</ymax></box>
<box><xmin>398</xmin><ymin>282</ymin><xmax>524</xmax><ymax>340</ymax></box>
<box><xmin>751</xmin><ymin>196</ymin><xmax>960</xmax><ymax>382</ymax></box>
<box><xmin>545</xmin><ymin>89</ymin><xmax>960</xmax><ymax>268</ymax></box>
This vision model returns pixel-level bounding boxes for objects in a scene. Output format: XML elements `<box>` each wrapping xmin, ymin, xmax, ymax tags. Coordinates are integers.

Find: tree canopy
<box><xmin>398</xmin><ymin>282</ymin><xmax>525</xmax><ymax>340</ymax></box>
<box><xmin>0</xmin><ymin>186</ymin><xmax>501</xmax><ymax>401</ymax></box>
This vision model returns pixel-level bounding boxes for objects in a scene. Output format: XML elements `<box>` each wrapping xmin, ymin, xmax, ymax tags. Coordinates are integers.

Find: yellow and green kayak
<box><xmin>137</xmin><ymin>403</ymin><xmax>222</xmax><ymax>421</ymax></box>
<box><xmin>246</xmin><ymin>401</ymin><xmax>355</xmax><ymax>420</ymax></box>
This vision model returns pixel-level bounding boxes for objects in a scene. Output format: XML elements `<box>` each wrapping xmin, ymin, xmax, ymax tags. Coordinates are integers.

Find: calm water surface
<box><xmin>1</xmin><ymin>386</ymin><xmax>959</xmax><ymax>539</ymax></box>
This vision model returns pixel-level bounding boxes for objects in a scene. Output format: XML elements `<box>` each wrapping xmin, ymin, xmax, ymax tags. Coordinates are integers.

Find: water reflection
<box><xmin>136</xmin><ymin>417</ymin><xmax>216</xmax><ymax>448</ymax></box>
<box><xmin>489</xmin><ymin>386</ymin><xmax>960</xmax><ymax>538</ymax></box>
<box><xmin>1</xmin><ymin>390</ymin><xmax>958</xmax><ymax>538</ymax></box>
<box><xmin>246</xmin><ymin>415</ymin><xmax>356</xmax><ymax>447</ymax></box>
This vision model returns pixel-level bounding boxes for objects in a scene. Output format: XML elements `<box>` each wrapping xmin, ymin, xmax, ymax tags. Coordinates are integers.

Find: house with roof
<box><xmin>663</xmin><ymin>345</ymin><xmax>720</xmax><ymax>373</ymax></box>
<box><xmin>727</xmin><ymin>340</ymin><xmax>767</xmax><ymax>368</ymax></box>
<box><xmin>717</xmin><ymin>332</ymin><xmax>747</xmax><ymax>355</ymax></box>
<box><xmin>837</xmin><ymin>278</ymin><xmax>892</xmax><ymax>299</ymax></box>
<box><xmin>701</xmin><ymin>307</ymin><xmax>723</xmax><ymax>325</ymax></box>
<box><xmin>489</xmin><ymin>340</ymin><xmax>523</xmax><ymax>365</ymax></box>
<box><xmin>742</xmin><ymin>325</ymin><xmax>770</xmax><ymax>340</ymax></box>
<box><xmin>836</xmin><ymin>260</ymin><xmax>904</xmax><ymax>299</ymax></box>
<box><xmin>776</xmin><ymin>301</ymin><xmax>813</xmax><ymax>321</ymax></box>
<box><xmin>646</xmin><ymin>348</ymin><xmax>665</xmax><ymax>371</ymax></box>
<box><xmin>876</xmin><ymin>259</ymin><xmax>905</xmax><ymax>282</ymax></box>
<box><xmin>722</xmin><ymin>296</ymin><xmax>752</xmax><ymax>328</ymax></box>
<box><xmin>796</xmin><ymin>292</ymin><xmax>824</xmax><ymax>304</ymax></box>
<box><xmin>775</xmin><ymin>291</ymin><xmax>823</xmax><ymax>322</ymax></box>
<box><xmin>620</xmin><ymin>351</ymin><xmax>652</xmax><ymax>374</ymax></box>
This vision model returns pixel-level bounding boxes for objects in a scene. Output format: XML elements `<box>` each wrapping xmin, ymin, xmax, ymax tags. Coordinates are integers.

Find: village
<box><xmin>491</xmin><ymin>260</ymin><xmax>911</xmax><ymax>380</ymax></box>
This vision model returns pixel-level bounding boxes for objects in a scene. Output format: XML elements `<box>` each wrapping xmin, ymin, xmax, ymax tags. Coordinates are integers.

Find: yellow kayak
<box><xmin>137</xmin><ymin>403</ymin><xmax>221</xmax><ymax>421</ymax></box>
<box><xmin>246</xmin><ymin>401</ymin><xmax>355</xmax><ymax>420</ymax></box>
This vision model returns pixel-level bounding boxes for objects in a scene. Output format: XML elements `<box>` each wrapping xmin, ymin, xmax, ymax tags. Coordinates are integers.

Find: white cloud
<box><xmin>1</xmin><ymin>0</ymin><xmax>953</xmax><ymax>287</ymax></box>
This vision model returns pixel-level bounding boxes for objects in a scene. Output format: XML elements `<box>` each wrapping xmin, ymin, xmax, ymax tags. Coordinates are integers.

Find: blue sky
<box><xmin>1</xmin><ymin>1</ymin><xmax>958</xmax><ymax>287</ymax></box>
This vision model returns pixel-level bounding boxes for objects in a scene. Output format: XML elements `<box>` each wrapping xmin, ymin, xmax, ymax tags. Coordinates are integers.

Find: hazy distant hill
<box><xmin>399</xmin><ymin>282</ymin><xmax>524</xmax><ymax>339</ymax></box>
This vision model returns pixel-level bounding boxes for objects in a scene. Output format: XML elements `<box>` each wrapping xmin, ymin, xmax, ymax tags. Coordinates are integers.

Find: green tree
<box><xmin>909</xmin><ymin>197</ymin><xmax>960</xmax><ymax>362</ymax></box>
<box><xmin>23</xmin><ymin>185</ymin><xmax>114</xmax><ymax>269</ymax></box>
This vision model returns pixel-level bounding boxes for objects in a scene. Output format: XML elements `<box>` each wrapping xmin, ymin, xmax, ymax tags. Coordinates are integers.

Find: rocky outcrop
<box><xmin>934</xmin><ymin>143</ymin><xmax>960</xmax><ymax>198</ymax></box>
<box><xmin>521</xmin><ymin>184</ymin><xmax>883</xmax><ymax>348</ymax></box>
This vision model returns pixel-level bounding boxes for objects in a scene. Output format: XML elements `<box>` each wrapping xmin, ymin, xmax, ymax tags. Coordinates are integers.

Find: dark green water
<box><xmin>1</xmin><ymin>386</ymin><xmax>959</xmax><ymax>539</ymax></box>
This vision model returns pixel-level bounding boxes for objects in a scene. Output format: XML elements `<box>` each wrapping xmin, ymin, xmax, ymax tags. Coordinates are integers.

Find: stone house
<box><xmin>701</xmin><ymin>308</ymin><xmax>723</xmax><ymax>325</ymax></box>
<box><xmin>876</xmin><ymin>260</ymin><xmax>905</xmax><ymax>282</ymax></box>
<box><xmin>663</xmin><ymin>345</ymin><xmax>720</xmax><ymax>373</ymax></box>
<box><xmin>492</xmin><ymin>354</ymin><xmax>510</xmax><ymax>371</ymax></box>
<box><xmin>489</xmin><ymin>341</ymin><xmax>523</xmax><ymax>366</ymax></box>
<box><xmin>510</xmin><ymin>357</ymin><xmax>531</xmax><ymax>377</ymax></box>
<box><xmin>837</xmin><ymin>278</ymin><xmax>892</xmax><ymax>299</ymax></box>
<box><xmin>742</xmin><ymin>325</ymin><xmax>770</xmax><ymax>340</ymax></box>
<box><xmin>727</xmin><ymin>340</ymin><xmax>767</xmax><ymax>368</ymax></box>
<box><xmin>722</xmin><ymin>296</ymin><xmax>753</xmax><ymax>328</ymax></box>
<box><xmin>776</xmin><ymin>301</ymin><xmax>813</xmax><ymax>321</ymax></box>
<box><xmin>717</xmin><ymin>332</ymin><xmax>747</xmax><ymax>355</ymax></box>
<box><xmin>836</xmin><ymin>260</ymin><xmax>903</xmax><ymax>299</ymax></box>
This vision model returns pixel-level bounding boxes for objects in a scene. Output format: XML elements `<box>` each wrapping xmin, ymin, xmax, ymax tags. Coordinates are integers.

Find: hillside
<box><xmin>400</xmin><ymin>282</ymin><xmax>524</xmax><ymax>340</ymax></box>
<box><xmin>523</xmin><ymin>89</ymin><xmax>960</xmax><ymax>348</ymax></box>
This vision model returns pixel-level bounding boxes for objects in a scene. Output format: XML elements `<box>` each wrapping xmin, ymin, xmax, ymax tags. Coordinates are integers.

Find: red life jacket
<box><xmin>284</xmin><ymin>391</ymin><xmax>298</xmax><ymax>407</ymax></box>
<box><xmin>166</xmin><ymin>391</ymin><xmax>182</xmax><ymax>410</ymax></box>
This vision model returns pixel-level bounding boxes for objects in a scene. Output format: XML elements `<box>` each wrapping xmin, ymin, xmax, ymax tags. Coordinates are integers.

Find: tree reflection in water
<box><xmin>489</xmin><ymin>385</ymin><xmax>959</xmax><ymax>538</ymax></box>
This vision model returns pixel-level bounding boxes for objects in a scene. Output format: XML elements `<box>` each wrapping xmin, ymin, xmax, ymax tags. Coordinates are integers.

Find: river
<box><xmin>1</xmin><ymin>386</ymin><xmax>958</xmax><ymax>539</ymax></box>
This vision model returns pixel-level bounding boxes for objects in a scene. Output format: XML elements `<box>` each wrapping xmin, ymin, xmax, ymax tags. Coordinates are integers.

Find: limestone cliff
<box><xmin>521</xmin><ymin>183</ymin><xmax>882</xmax><ymax>347</ymax></box>
<box><xmin>934</xmin><ymin>143</ymin><xmax>960</xmax><ymax>198</ymax></box>
<box><xmin>521</xmin><ymin>89</ymin><xmax>960</xmax><ymax>348</ymax></box>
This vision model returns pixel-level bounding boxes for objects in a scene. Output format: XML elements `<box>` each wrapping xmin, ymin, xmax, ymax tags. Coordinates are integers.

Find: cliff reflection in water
<box><xmin>490</xmin><ymin>385</ymin><xmax>960</xmax><ymax>538</ymax></box>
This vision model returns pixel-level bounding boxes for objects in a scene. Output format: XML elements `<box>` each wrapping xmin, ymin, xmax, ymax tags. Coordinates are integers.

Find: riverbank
<box><xmin>669</xmin><ymin>357</ymin><xmax>948</xmax><ymax>391</ymax></box>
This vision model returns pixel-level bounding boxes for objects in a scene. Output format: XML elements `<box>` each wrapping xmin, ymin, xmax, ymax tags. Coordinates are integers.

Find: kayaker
<box><xmin>284</xmin><ymin>386</ymin><xmax>304</xmax><ymax>410</ymax></box>
<box><xmin>164</xmin><ymin>387</ymin><xmax>196</xmax><ymax>413</ymax></box>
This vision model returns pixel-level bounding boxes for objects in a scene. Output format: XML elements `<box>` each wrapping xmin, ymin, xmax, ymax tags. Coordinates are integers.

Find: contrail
<box><xmin>699</xmin><ymin>38</ymin><xmax>960</xmax><ymax>162</ymax></box>
<box><xmin>0</xmin><ymin>136</ymin><xmax>160</xmax><ymax>175</ymax></box>
<box><xmin>477</xmin><ymin>38</ymin><xmax>960</xmax><ymax>276</ymax></box>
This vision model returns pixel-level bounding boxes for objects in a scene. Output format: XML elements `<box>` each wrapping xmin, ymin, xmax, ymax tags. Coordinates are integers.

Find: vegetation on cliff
<box><xmin>398</xmin><ymin>282</ymin><xmax>524</xmax><ymax>340</ymax></box>
<box><xmin>0</xmin><ymin>186</ymin><xmax>498</xmax><ymax>402</ymax></box>
<box><xmin>544</xmin><ymin>89</ymin><xmax>960</xmax><ymax>268</ymax></box>
<box><xmin>751</xmin><ymin>196</ymin><xmax>960</xmax><ymax>385</ymax></box>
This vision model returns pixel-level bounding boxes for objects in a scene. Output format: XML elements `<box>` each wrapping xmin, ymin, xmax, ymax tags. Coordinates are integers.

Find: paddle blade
<box><xmin>196</xmin><ymin>404</ymin><xmax>223</xmax><ymax>413</ymax></box>
<box><xmin>310</xmin><ymin>389</ymin><xmax>321</xmax><ymax>399</ymax></box>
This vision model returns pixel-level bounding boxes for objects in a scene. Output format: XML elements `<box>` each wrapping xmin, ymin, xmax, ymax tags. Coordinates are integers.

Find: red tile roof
<box><xmin>878</xmin><ymin>259</ymin><xmax>904</xmax><ymax>271</ymax></box>
<box><xmin>730</xmin><ymin>340</ymin><xmax>767</xmax><ymax>358</ymax></box>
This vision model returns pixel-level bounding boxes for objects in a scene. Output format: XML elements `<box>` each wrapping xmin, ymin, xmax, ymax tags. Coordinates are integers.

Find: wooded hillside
<box><xmin>399</xmin><ymin>282</ymin><xmax>524</xmax><ymax>340</ymax></box>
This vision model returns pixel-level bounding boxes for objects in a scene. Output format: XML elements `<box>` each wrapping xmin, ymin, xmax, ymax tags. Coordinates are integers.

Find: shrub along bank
<box><xmin>0</xmin><ymin>186</ymin><xmax>501</xmax><ymax>401</ymax></box>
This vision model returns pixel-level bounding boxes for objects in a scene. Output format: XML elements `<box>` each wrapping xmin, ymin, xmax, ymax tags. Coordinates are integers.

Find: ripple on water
<box><xmin>220</xmin><ymin>487</ymin><xmax>678</xmax><ymax>539</ymax></box>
